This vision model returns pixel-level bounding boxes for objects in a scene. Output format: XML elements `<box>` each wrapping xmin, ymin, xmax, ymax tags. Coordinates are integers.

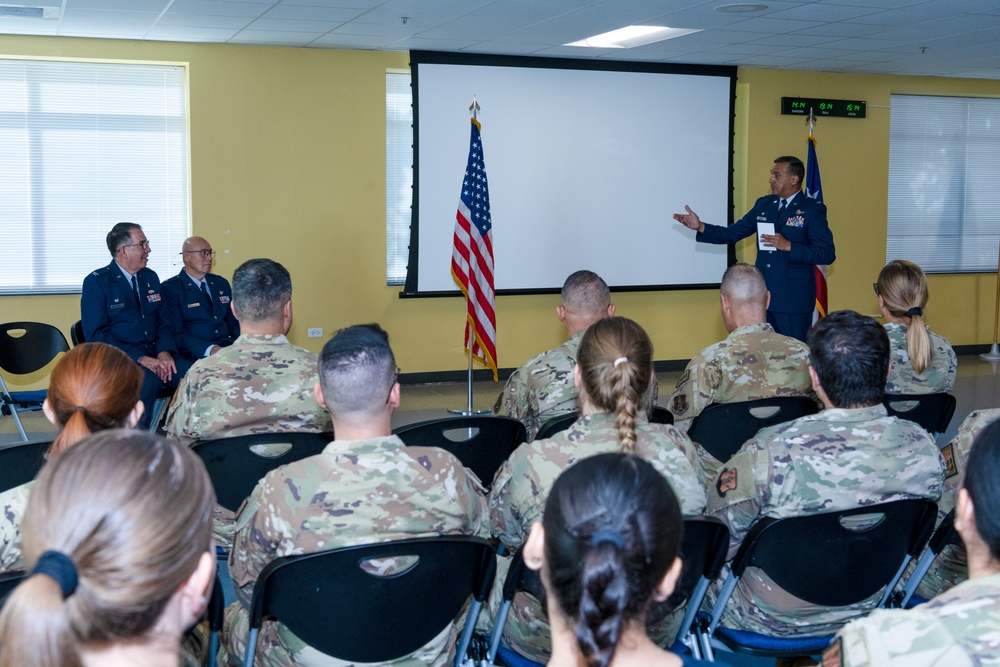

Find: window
<box><xmin>0</xmin><ymin>58</ymin><xmax>189</xmax><ymax>295</ymax></box>
<box><xmin>888</xmin><ymin>94</ymin><xmax>1000</xmax><ymax>273</ymax></box>
<box><xmin>386</xmin><ymin>69</ymin><xmax>412</xmax><ymax>286</ymax></box>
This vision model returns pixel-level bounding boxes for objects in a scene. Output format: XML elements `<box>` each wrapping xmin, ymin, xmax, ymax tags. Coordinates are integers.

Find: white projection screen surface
<box><xmin>405</xmin><ymin>51</ymin><xmax>736</xmax><ymax>296</ymax></box>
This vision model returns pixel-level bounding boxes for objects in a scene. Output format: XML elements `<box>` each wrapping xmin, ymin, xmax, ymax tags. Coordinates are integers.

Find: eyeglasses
<box><xmin>385</xmin><ymin>366</ymin><xmax>401</xmax><ymax>404</ymax></box>
<box><xmin>181</xmin><ymin>249</ymin><xmax>217</xmax><ymax>258</ymax></box>
<box><xmin>122</xmin><ymin>241</ymin><xmax>150</xmax><ymax>250</ymax></box>
<box><xmin>872</xmin><ymin>282</ymin><xmax>880</xmax><ymax>296</ymax></box>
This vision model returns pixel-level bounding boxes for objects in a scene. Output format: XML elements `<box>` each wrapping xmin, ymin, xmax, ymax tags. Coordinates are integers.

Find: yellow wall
<box><xmin>2</xmin><ymin>36</ymin><xmax>998</xmax><ymax>391</ymax></box>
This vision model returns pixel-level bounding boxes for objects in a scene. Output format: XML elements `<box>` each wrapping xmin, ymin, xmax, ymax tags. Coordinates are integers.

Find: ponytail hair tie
<box><xmin>71</xmin><ymin>406</ymin><xmax>87</xmax><ymax>414</ymax></box>
<box><xmin>612</xmin><ymin>357</ymin><xmax>628</xmax><ymax>368</ymax></box>
<box><xmin>904</xmin><ymin>307</ymin><xmax>923</xmax><ymax>318</ymax></box>
<box><xmin>31</xmin><ymin>550</ymin><xmax>79</xmax><ymax>599</ymax></box>
<box><xmin>590</xmin><ymin>528</ymin><xmax>626</xmax><ymax>549</ymax></box>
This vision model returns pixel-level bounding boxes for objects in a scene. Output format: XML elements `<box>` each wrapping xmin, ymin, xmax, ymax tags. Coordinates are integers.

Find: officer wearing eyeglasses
<box><xmin>81</xmin><ymin>222</ymin><xmax>192</xmax><ymax>428</ymax></box>
<box><xmin>161</xmin><ymin>236</ymin><xmax>240</xmax><ymax>362</ymax></box>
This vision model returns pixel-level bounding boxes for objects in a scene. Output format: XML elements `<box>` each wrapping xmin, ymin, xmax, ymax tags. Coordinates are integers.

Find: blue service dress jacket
<box><xmin>80</xmin><ymin>260</ymin><xmax>177</xmax><ymax>361</ymax></box>
<box><xmin>697</xmin><ymin>191</ymin><xmax>835</xmax><ymax>314</ymax></box>
<box><xmin>160</xmin><ymin>270</ymin><xmax>240</xmax><ymax>361</ymax></box>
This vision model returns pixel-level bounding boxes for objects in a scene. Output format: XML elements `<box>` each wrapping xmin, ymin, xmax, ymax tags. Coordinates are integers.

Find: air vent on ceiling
<box><xmin>0</xmin><ymin>5</ymin><xmax>60</xmax><ymax>19</ymax></box>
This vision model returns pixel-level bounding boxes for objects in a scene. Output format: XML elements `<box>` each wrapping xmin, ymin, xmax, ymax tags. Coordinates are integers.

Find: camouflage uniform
<box><xmin>487</xmin><ymin>413</ymin><xmax>707</xmax><ymax>662</ymax></box>
<box><xmin>706</xmin><ymin>405</ymin><xmax>945</xmax><ymax>637</ymax></box>
<box><xmin>884</xmin><ymin>322</ymin><xmax>957</xmax><ymax>395</ymax></box>
<box><xmin>494</xmin><ymin>331</ymin><xmax>583</xmax><ymax>441</ymax></box>
<box><xmin>164</xmin><ymin>333</ymin><xmax>332</xmax><ymax>549</ymax></box>
<box><xmin>831</xmin><ymin>573</ymin><xmax>1000</xmax><ymax>667</ymax></box>
<box><xmin>0</xmin><ymin>481</ymin><xmax>32</xmax><ymax>574</ymax></box>
<box><xmin>222</xmin><ymin>435</ymin><xmax>488</xmax><ymax>667</ymax></box>
<box><xmin>667</xmin><ymin>323</ymin><xmax>815</xmax><ymax>477</ymax></box>
<box><xmin>913</xmin><ymin>408</ymin><xmax>1000</xmax><ymax>599</ymax></box>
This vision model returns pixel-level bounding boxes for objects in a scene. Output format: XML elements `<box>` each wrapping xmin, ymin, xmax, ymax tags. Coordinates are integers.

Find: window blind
<box><xmin>386</xmin><ymin>69</ymin><xmax>412</xmax><ymax>286</ymax></box>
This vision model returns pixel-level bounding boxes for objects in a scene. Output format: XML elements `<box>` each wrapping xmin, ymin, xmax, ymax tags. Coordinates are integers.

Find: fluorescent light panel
<box><xmin>566</xmin><ymin>25</ymin><xmax>701</xmax><ymax>49</ymax></box>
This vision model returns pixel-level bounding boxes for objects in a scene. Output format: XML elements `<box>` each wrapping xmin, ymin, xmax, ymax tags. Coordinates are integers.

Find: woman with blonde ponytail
<box><xmin>0</xmin><ymin>342</ymin><xmax>143</xmax><ymax>573</ymax></box>
<box><xmin>875</xmin><ymin>260</ymin><xmax>957</xmax><ymax>394</ymax></box>
<box><xmin>0</xmin><ymin>430</ymin><xmax>215</xmax><ymax>667</ymax></box>
<box><xmin>488</xmin><ymin>317</ymin><xmax>707</xmax><ymax>664</ymax></box>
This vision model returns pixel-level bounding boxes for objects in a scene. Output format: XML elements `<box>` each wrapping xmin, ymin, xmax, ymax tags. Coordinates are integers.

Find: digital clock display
<box><xmin>781</xmin><ymin>97</ymin><xmax>866</xmax><ymax>118</ymax></box>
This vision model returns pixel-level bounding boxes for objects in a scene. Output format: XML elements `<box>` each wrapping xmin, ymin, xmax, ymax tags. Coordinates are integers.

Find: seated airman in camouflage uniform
<box><xmin>222</xmin><ymin>324</ymin><xmax>488</xmax><ymax>667</ymax></box>
<box><xmin>911</xmin><ymin>408</ymin><xmax>1000</xmax><ymax>600</ymax></box>
<box><xmin>494</xmin><ymin>270</ymin><xmax>616</xmax><ymax>441</ymax></box>
<box><xmin>707</xmin><ymin>310</ymin><xmax>945</xmax><ymax>640</ymax></box>
<box><xmin>826</xmin><ymin>419</ymin><xmax>1000</xmax><ymax>667</ymax></box>
<box><xmin>668</xmin><ymin>263</ymin><xmax>814</xmax><ymax>477</ymax></box>
<box><xmin>488</xmin><ymin>317</ymin><xmax>707</xmax><ymax>663</ymax></box>
<box><xmin>163</xmin><ymin>259</ymin><xmax>332</xmax><ymax>549</ymax></box>
<box><xmin>875</xmin><ymin>260</ymin><xmax>957</xmax><ymax>395</ymax></box>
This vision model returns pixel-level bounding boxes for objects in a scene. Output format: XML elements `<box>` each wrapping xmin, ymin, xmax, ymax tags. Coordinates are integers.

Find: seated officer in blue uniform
<box><xmin>161</xmin><ymin>236</ymin><xmax>240</xmax><ymax>363</ymax></box>
<box><xmin>81</xmin><ymin>222</ymin><xmax>192</xmax><ymax>428</ymax></box>
<box><xmin>673</xmin><ymin>155</ymin><xmax>836</xmax><ymax>342</ymax></box>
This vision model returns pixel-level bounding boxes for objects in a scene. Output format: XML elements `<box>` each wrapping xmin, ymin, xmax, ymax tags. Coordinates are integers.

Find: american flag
<box><xmin>451</xmin><ymin>117</ymin><xmax>498</xmax><ymax>380</ymax></box>
<box><xmin>807</xmin><ymin>132</ymin><xmax>828</xmax><ymax>323</ymax></box>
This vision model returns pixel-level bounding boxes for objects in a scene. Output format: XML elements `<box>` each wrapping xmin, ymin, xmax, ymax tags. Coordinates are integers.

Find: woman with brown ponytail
<box><xmin>523</xmin><ymin>453</ymin><xmax>726</xmax><ymax>667</ymax></box>
<box><xmin>488</xmin><ymin>316</ymin><xmax>707</xmax><ymax>663</ymax></box>
<box><xmin>0</xmin><ymin>430</ymin><xmax>215</xmax><ymax>667</ymax></box>
<box><xmin>0</xmin><ymin>342</ymin><xmax>143</xmax><ymax>573</ymax></box>
<box><xmin>875</xmin><ymin>260</ymin><xmax>957</xmax><ymax>394</ymax></box>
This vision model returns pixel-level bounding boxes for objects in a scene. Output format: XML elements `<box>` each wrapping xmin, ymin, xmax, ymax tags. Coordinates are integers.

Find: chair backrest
<box><xmin>191</xmin><ymin>432</ymin><xmax>333</xmax><ymax>511</ymax></box>
<box><xmin>248</xmin><ymin>536</ymin><xmax>496</xmax><ymax>663</ymax></box>
<box><xmin>731</xmin><ymin>499</ymin><xmax>937</xmax><ymax>607</ymax></box>
<box><xmin>883</xmin><ymin>393</ymin><xmax>957</xmax><ymax>435</ymax></box>
<box><xmin>0</xmin><ymin>571</ymin><xmax>25</xmax><ymax>609</ymax></box>
<box><xmin>393</xmin><ymin>416</ymin><xmax>526</xmax><ymax>489</ymax></box>
<box><xmin>650</xmin><ymin>405</ymin><xmax>674</xmax><ymax>425</ymax></box>
<box><xmin>534</xmin><ymin>413</ymin><xmax>578</xmax><ymax>441</ymax></box>
<box><xmin>664</xmin><ymin>516</ymin><xmax>730</xmax><ymax>612</ymax></box>
<box><xmin>0</xmin><ymin>322</ymin><xmax>70</xmax><ymax>375</ymax></box>
<box><xmin>0</xmin><ymin>438</ymin><xmax>52</xmax><ymax>494</ymax></box>
<box><xmin>687</xmin><ymin>396</ymin><xmax>819</xmax><ymax>463</ymax></box>
<box><xmin>71</xmin><ymin>320</ymin><xmax>85</xmax><ymax>346</ymax></box>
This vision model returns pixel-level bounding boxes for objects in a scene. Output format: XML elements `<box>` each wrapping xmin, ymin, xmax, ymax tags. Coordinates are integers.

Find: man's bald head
<box><xmin>181</xmin><ymin>236</ymin><xmax>215</xmax><ymax>280</ymax></box>
<box><xmin>719</xmin><ymin>263</ymin><xmax>769</xmax><ymax>332</ymax></box>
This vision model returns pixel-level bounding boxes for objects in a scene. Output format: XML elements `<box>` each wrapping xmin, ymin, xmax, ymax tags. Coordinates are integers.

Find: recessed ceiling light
<box><xmin>566</xmin><ymin>25</ymin><xmax>702</xmax><ymax>49</ymax></box>
<box><xmin>716</xmin><ymin>4</ymin><xmax>768</xmax><ymax>13</ymax></box>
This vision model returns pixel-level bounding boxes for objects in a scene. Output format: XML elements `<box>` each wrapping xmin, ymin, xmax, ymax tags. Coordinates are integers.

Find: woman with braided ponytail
<box><xmin>522</xmin><ymin>453</ymin><xmax>723</xmax><ymax>667</ymax></box>
<box><xmin>0</xmin><ymin>342</ymin><xmax>143</xmax><ymax>574</ymax></box>
<box><xmin>489</xmin><ymin>316</ymin><xmax>707</xmax><ymax>663</ymax></box>
<box><xmin>875</xmin><ymin>260</ymin><xmax>956</xmax><ymax>394</ymax></box>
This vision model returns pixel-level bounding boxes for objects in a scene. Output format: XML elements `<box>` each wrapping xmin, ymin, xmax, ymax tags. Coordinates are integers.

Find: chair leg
<box><xmin>148</xmin><ymin>396</ymin><xmax>169</xmax><ymax>433</ymax></box>
<box><xmin>243</xmin><ymin>627</ymin><xmax>259</xmax><ymax>667</ymax></box>
<box><xmin>0</xmin><ymin>380</ymin><xmax>29</xmax><ymax>442</ymax></box>
<box><xmin>455</xmin><ymin>599</ymin><xmax>483</xmax><ymax>667</ymax></box>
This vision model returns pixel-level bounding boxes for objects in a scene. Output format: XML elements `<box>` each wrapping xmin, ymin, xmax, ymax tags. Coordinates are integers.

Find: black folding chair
<box><xmin>0</xmin><ymin>438</ymin><xmax>52</xmax><ymax>493</ymax></box>
<box><xmin>703</xmin><ymin>499</ymin><xmax>938</xmax><ymax>659</ymax></box>
<box><xmin>0</xmin><ymin>322</ymin><xmax>70</xmax><ymax>442</ymax></box>
<box><xmin>896</xmin><ymin>509</ymin><xmax>961</xmax><ymax>608</ymax></box>
<box><xmin>393</xmin><ymin>416</ymin><xmax>526</xmax><ymax>490</ymax></box>
<box><xmin>687</xmin><ymin>396</ymin><xmax>819</xmax><ymax>463</ymax></box>
<box><xmin>534</xmin><ymin>413</ymin><xmax>577</xmax><ymax>441</ymax></box>
<box><xmin>242</xmin><ymin>536</ymin><xmax>496</xmax><ymax>667</ymax></box>
<box><xmin>651</xmin><ymin>405</ymin><xmax>675</xmax><ymax>425</ymax></box>
<box><xmin>883</xmin><ymin>393</ymin><xmax>957</xmax><ymax>435</ymax></box>
<box><xmin>71</xmin><ymin>320</ymin><xmax>85</xmax><ymax>347</ymax></box>
<box><xmin>191</xmin><ymin>432</ymin><xmax>333</xmax><ymax>513</ymax></box>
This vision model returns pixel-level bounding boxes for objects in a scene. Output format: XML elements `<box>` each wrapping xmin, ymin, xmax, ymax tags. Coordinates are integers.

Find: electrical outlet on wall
<box><xmin>307</xmin><ymin>328</ymin><xmax>323</xmax><ymax>338</ymax></box>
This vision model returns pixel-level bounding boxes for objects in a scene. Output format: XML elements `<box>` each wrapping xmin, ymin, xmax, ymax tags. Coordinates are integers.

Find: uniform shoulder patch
<box><xmin>672</xmin><ymin>394</ymin><xmax>688</xmax><ymax>415</ymax></box>
<box><xmin>940</xmin><ymin>442</ymin><xmax>958</xmax><ymax>479</ymax></box>
<box><xmin>716</xmin><ymin>467</ymin><xmax>738</xmax><ymax>496</ymax></box>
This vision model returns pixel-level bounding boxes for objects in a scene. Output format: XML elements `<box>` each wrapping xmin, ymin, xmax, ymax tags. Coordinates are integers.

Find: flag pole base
<box><xmin>982</xmin><ymin>342</ymin><xmax>1000</xmax><ymax>361</ymax></box>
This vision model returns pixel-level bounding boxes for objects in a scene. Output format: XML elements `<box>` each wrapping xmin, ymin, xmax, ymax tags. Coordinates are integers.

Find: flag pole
<box><xmin>449</xmin><ymin>95</ymin><xmax>492</xmax><ymax>415</ymax></box>
<box><xmin>983</xmin><ymin>244</ymin><xmax>1000</xmax><ymax>360</ymax></box>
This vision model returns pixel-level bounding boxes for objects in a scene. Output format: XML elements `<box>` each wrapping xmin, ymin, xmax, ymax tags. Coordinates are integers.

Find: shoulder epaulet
<box><xmin>91</xmin><ymin>266</ymin><xmax>110</xmax><ymax>277</ymax></box>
